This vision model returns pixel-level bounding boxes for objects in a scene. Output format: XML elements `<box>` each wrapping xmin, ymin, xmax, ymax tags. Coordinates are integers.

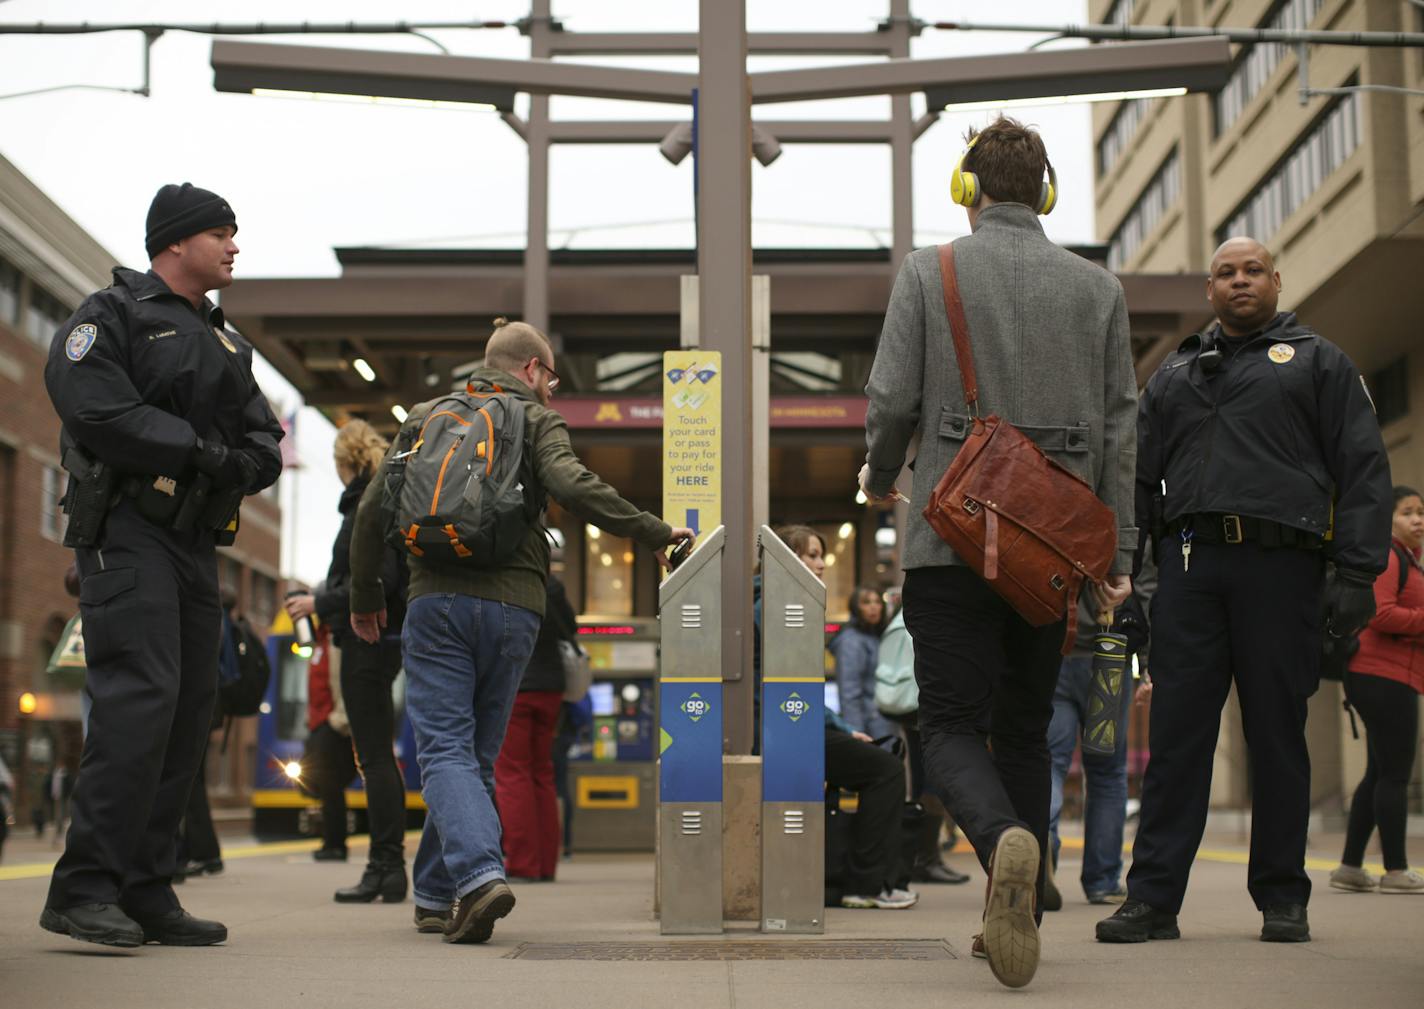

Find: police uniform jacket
<box><xmin>44</xmin><ymin>267</ymin><xmax>282</xmax><ymax>489</ymax></box>
<box><xmin>1135</xmin><ymin>311</ymin><xmax>1391</xmax><ymax>575</ymax></box>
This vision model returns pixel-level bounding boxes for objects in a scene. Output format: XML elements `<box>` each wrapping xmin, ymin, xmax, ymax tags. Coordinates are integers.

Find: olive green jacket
<box><xmin>349</xmin><ymin>368</ymin><xmax>670</xmax><ymax>619</ymax></box>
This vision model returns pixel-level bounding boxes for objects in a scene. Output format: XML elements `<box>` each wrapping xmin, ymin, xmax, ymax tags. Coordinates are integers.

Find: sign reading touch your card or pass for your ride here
<box><xmin>662</xmin><ymin>350</ymin><xmax>722</xmax><ymax>537</ymax></box>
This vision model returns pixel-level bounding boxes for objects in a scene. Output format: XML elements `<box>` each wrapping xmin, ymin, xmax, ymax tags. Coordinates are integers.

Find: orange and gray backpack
<box><xmin>383</xmin><ymin>381</ymin><xmax>544</xmax><ymax>566</ymax></box>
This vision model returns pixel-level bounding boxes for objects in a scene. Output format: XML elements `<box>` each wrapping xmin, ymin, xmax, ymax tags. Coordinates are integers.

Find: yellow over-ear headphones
<box><xmin>950</xmin><ymin>134</ymin><xmax>1059</xmax><ymax>216</ymax></box>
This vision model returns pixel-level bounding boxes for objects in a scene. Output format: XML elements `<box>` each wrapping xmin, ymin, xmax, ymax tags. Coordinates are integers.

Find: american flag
<box><xmin>279</xmin><ymin>409</ymin><xmax>301</xmax><ymax>470</ymax></box>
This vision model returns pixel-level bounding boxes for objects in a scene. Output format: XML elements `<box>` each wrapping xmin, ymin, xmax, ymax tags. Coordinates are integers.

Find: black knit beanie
<box><xmin>145</xmin><ymin>183</ymin><xmax>237</xmax><ymax>259</ymax></box>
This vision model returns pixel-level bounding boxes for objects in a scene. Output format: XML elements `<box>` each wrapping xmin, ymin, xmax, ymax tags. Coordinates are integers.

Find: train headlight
<box><xmin>283</xmin><ymin>760</ymin><xmax>303</xmax><ymax>780</ymax></box>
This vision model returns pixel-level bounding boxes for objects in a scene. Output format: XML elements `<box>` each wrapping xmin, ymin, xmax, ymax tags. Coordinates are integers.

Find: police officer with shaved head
<box><xmin>1097</xmin><ymin>237</ymin><xmax>1392</xmax><ymax>946</ymax></box>
<box><xmin>40</xmin><ymin>184</ymin><xmax>283</xmax><ymax>948</ymax></box>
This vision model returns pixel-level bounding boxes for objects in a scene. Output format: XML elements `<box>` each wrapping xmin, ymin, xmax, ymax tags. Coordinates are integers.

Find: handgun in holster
<box><xmin>60</xmin><ymin>443</ymin><xmax>118</xmax><ymax>548</ymax></box>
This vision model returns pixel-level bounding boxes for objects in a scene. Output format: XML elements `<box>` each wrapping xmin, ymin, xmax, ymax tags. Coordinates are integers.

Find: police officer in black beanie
<box><xmin>39</xmin><ymin>183</ymin><xmax>283</xmax><ymax>948</ymax></box>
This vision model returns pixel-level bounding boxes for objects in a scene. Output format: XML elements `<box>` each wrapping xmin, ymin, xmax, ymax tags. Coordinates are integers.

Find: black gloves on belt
<box><xmin>191</xmin><ymin>437</ymin><xmax>258</xmax><ymax>492</ymax></box>
<box><xmin>1325</xmin><ymin>567</ymin><xmax>1377</xmax><ymax>638</ymax></box>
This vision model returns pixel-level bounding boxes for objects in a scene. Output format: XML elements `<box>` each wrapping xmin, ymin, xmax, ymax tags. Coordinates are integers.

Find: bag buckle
<box><xmin>962</xmin><ymin>498</ymin><xmax>981</xmax><ymax>515</ymax></box>
<box><xmin>1050</xmin><ymin>574</ymin><xmax>1065</xmax><ymax>591</ymax></box>
<box><xmin>1222</xmin><ymin>515</ymin><xmax>1244</xmax><ymax>544</ymax></box>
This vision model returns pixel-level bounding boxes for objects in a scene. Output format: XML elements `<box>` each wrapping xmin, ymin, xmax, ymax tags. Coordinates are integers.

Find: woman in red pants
<box><xmin>495</xmin><ymin>576</ymin><xmax>578</xmax><ymax>880</ymax></box>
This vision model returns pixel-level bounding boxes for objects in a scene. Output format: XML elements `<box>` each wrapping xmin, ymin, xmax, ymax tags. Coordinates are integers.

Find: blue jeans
<box><xmin>402</xmin><ymin>594</ymin><xmax>539</xmax><ymax>909</ymax></box>
<box><xmin>1047</xmin><ymin>655</ymin><xmax>1133</xmax><ymax>898</ymax></box>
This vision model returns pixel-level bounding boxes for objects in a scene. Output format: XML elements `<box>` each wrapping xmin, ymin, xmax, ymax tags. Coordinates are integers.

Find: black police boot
<box><xmin>1095</xmin><ymin>898</ymin><xmax>1180</xmax><ymax>943</ymax></box>
<box><xmin>312</xmin><ymin>846</ymin><xmax>348</xmax><ymax>862</ymax></box>
<box><xmin>334</xmin><ymin>860</ymin><xmax>408</xmax><ymax>903</ymax></box>
<box><xmin>40</xmin><ymin>903</ymin><xmax>144</xmax><ymax>948</ymax></box>
<box><xmin>1261</xmin><ymin>904</ymin><xmax>1310</xmax><ymax>943</ymax></box>
<box><xmin>126</xmin><ymin>907</ymin><xmax>228</xmax><ymax>946</ymax></box>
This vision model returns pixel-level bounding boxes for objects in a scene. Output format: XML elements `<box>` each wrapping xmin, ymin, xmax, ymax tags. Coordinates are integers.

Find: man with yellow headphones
<box><xmin>861</xmin><ymin>116</ymin><xmax>1137</xmax><ymax>989</ymax></box>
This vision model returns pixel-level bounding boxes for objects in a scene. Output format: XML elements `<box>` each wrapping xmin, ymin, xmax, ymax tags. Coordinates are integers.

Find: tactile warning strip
<box><xmin>504</xmin><ymin>940</ymin><xmax>956</xmax><ymax>961</ymax></box>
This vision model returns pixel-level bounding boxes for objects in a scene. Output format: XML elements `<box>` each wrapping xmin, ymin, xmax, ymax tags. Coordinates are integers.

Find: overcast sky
<box><xmin>0</xmin><ymin>0</ymin><xmax>1096</xmax><ymax>585</ymax></box>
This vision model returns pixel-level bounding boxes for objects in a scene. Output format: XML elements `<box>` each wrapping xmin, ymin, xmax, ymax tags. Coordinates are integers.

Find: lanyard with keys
<box><xmin>1180</xmin><ymin>526</ymin><xmax>1194</xmax><ymax>573</ymax></box>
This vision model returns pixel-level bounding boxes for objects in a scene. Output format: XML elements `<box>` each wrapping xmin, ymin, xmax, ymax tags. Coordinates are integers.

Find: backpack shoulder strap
<box><xmin>1395</xmin><ymin>543</ymin><xmax>1413</xmax><ymax>594</ymax></box>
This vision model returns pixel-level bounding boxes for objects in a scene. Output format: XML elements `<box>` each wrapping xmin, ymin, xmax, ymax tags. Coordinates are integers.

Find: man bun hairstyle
<box><xmin>483</xmin><ymin>315</ymin><xmax>553</xmax><ymax>373</ymax></box>
<box><xmin>333</xmin><ymin>418</ymin><xmax>389</xmax><ymax>480</ymax></box>
<box><xmin>963</xmin><ymin>116</ymin><xmax>1050</xmax><ymax>209</ymax></box>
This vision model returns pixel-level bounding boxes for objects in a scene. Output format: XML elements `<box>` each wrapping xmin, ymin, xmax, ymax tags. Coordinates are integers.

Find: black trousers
<box><xmin>48</xmin><ymin>501</ymin><xmax>220</xmax><ymax>914</ymax></box>
<box><xmin>902</xmin><ymin>566</ymin><xmax>1064</xmax><ymax>895</ymax></box>
<box><xmin>825</xmin><ymin>729</ymin><xmax>905</xmax><ymax>895</ymax></box>
<box><xmin>1342</xmin><ymin>672</ymin><xmax>1419</xmax><ymax>872</ymax></box>
<box><xmin>1129</xmin><ymin>540</ymin><xmax>1323</xmax><ymax>914</ymax></box>
<box><xmin>306</xmin><ymin>721</ymin><xmax>358</xmax><ymax>851</ymax></box>
<box><xmin>340</xmin><ymin>637</ymin><xmax>406</xmax><ymax>865</ymax></box>
<box><xmin>179</xmin><ymin>744</ymin><xmax>221</xmax><ymax>864</ymax></box>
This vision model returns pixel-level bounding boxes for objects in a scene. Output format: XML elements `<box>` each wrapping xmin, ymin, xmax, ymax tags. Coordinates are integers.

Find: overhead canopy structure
<box><xmin>222</xmin><ymin>246</ymin><xmax>1211</xmax><ymax>422</ymax></box>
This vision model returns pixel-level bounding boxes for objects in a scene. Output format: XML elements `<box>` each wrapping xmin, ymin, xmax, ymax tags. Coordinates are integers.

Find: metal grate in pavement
<box><xmin>504</xmin><ymin>940</ymin><xmax>956</xmax><ymax>961</ymax></box>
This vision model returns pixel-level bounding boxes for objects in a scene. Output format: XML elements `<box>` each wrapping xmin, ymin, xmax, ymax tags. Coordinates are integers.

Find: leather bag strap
<box><xmin>937</xmin><ymin>243</ymin><xmax>979</xmax><ymax>414</ymax></box>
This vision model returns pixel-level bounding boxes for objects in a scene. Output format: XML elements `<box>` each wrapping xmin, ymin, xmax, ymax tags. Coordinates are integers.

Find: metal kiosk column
<box><xmin>657</xmin><ymin>525</ymin><xmax>725</xmax><ymax>934</ymax></box>
<box><xmin>758</xmin><ymin>525</ymin><xmax>826</xmax><ymax>933</ymax></box>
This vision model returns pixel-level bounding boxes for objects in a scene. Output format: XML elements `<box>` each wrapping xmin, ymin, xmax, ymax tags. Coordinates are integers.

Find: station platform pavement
<box><xmin>1</xmin><ymin>827</ymin><xmax>1420</xmax><ymax>1009</ymax></box>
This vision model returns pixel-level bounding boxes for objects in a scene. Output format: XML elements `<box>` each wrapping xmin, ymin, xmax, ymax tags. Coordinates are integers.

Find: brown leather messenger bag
<box><xmin>922</xmin><ymin>243</ymin><xmax>1118</xmax><ymax>653</ymax></box>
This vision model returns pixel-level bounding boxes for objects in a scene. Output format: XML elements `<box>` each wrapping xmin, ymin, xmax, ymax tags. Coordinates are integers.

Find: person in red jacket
<box><xmin>1331</xmin><ymin>485</ymin><xmax>1424</xmax><ymax>895</ymax></box>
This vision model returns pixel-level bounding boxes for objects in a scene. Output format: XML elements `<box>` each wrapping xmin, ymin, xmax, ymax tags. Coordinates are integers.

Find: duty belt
<box><xmin>120</xmin><ymin>472</ymin><xmax>239</xmax><ymax>537</ymax></box>
<box><xmin>1177</xmin><ymin>513</ymin><xmax>1323</xmax><ymax>550</ymax></box>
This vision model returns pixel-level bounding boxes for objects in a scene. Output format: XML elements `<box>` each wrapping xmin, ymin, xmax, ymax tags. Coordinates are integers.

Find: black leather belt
<box><xmin>1177</xmin><ymin>513</ymin><xmax>1323</xmax><ymax>549</ymax></box>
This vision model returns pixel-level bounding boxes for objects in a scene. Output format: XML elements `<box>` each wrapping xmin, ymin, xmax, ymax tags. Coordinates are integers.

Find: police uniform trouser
<box><xmin>47</xmin><ymin>499</ymin><xmax>220</xmax><ymax>915</ymax></box>
<box><xmin>1127</xmin><ymin>540</ymin><xmax>1323</xmax><ymax>915</ymax></box>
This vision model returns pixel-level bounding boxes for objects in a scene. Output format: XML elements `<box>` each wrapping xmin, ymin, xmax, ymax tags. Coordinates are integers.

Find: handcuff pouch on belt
<box><xmin>128</xmin><ymin>471</ymin><xmax>243</xmax><ymax>543</ymax></box>
<box><xmin>60</xmin><ymin>443</ymin><xmax>118</xmax><ymax>548</ymax></box>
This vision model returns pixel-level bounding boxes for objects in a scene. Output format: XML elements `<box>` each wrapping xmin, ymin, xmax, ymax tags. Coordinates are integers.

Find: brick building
<box><xmin>0</xmin><ymin>152</ymin><xmax>284</xmax><ymax>823</ymax></box>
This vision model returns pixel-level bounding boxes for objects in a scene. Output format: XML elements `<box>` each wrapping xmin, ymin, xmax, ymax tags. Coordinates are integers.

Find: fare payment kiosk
<box><xmin>656</xmin><ymin>525</ymin><xmax>726</xmax><ymax>934</ymax></box>
<box><xmin>758</xmin><ymin>525</ymin><xmax>827</xmax><ymax>933</ymax></box>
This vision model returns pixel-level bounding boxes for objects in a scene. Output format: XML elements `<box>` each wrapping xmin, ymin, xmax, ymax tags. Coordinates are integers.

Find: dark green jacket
<box><xmin>349</xmin><ymin>367</ymin><xmax>670</xmax><ymax>619</ymax></box>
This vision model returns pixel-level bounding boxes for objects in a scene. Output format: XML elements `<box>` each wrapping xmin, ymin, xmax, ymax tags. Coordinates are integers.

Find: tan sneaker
<box><xmin>1328</xmin><ymin>864</ymin><xmax>1377</xmax><ymax>893</ymax></box>
<box><xmin>1379</xmin><ymin>869</ymin><xmax>1424</xmax><ymax>894</ymax></box>
<box><xmin>983</xmin><ymin>826</ymin><xmax>1040</xmax><ymax>989</ymax></box>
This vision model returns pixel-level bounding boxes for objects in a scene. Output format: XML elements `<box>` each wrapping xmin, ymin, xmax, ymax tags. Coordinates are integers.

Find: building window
<box><xmin>1102</xmin><ymin>0</ymin><xmax>1132</xmax><ymax>28</ymax></box>
<box><xmin>1107</xmin><ymin>147</ymin><xmax>1181</xmax><ymax>272</ymax></box>
<box><xmin>25</xmin><ymin>283</ymin><xmax>69</xmax><ymax>349</ymax></box>
<box><xmin>1214</xmin><ymin>0</ymin><xmax>1325</xmax><ymax>137</ymax></box>
<box><xmin>0</xmin><ymin>257</ymin><xmax>19</xmax><ymax>327</ymax></box>
<box><xmin>41</xmin><ymin>464</ymin><xmax>66</xmax><ymax>542</ymax></box>
<box><xmin>1218</xmin><ymin>89</ymin><xmax>1360</xmax><ymax>244</ymax></box>
<box><xmin>584</xmin><ymin>525</ymin><xmax>634</xmax><ymax>618</ymax></box>
<box><xmin>250</xmin><ymin>573</ymin><xmax>277</xmax><ymax>629</ymax></box>
<box><xmin>1369</xmin><ymin>357</ymin><xmax>1409</xmax><ymax>428</ymax></box>
<box><xmin>1097</xmin><ymin>96</ymin><xmax>1151</xmax><ymax>176</ymax></box>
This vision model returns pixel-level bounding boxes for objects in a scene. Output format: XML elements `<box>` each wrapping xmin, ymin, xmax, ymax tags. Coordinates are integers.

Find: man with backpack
<box><xmin>348</xmin><ymin>318</ymin><xmax>691</xmax><ymax>945</ymax></box>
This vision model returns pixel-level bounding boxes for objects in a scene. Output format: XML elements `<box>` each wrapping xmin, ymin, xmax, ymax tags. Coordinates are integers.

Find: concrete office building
<box><xmin>1090</xmin><ymin>0</ymin><xmax>1424</xmax><ymax>820</ymax></box>
<box><xmin>0</xmin><ymin>152</ymin><xmax>284</xmax><ymax>822</ymax></box>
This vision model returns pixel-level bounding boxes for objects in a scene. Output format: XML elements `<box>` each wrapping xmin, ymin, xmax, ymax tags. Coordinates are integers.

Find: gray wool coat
<box><xmin>864</xmin><ymin>202</ymin><xmax>1138</xmax><ymax>575</ymax></box>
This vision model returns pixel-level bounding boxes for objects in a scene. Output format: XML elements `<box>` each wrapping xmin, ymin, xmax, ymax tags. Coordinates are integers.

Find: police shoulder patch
<box><xmin>64</xmin><ymin>323</ymin><xmax>98</xmax><ymax>362</ymax></box>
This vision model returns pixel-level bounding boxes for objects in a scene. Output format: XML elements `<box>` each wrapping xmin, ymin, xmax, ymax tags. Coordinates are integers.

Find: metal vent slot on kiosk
<box><xmin>758</xmin><ymin>524</ymin><xmax>827</xmax><ymax>934</ymax></box>
<box><xmin>657</xmin><ymin>525</ymin><xmax>725</xmax><ymax>935</ymax></box>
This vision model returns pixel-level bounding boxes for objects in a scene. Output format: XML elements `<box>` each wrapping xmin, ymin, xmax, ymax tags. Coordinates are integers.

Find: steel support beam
<box><xmin>546</xmin><ymin>31</ymin><xmax>903</xmax><ymax>56</ymax></box>
<box><xmin>210</xmin><ymin>39</ymin><xmax>696</xmax><ymax>105</ymax></box>
<box><xmin>524</xmin><ymin>0</ymin><xmax>552</xmax><ymax>334</ymax></box>
<box><xmin>547</xmin><ymin>119</ymin><xmax>903</xmax><ymax>144</ymax></box>
<box><xmin>748</xmin><ymin>36</ymin><xmax>1231</xmax><ymax>104</ymax></box>
<box><xmin>697</xmin><ymin>0</ymin><xmax>755</xmax><ymax>757</ymax></box>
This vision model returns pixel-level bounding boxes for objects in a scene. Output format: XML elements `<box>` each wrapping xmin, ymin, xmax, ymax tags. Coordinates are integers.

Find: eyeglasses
<box><xmin>537</xmin><ymin>358</ymin><xmax>561</xmax><ymax>394</ymax></box>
